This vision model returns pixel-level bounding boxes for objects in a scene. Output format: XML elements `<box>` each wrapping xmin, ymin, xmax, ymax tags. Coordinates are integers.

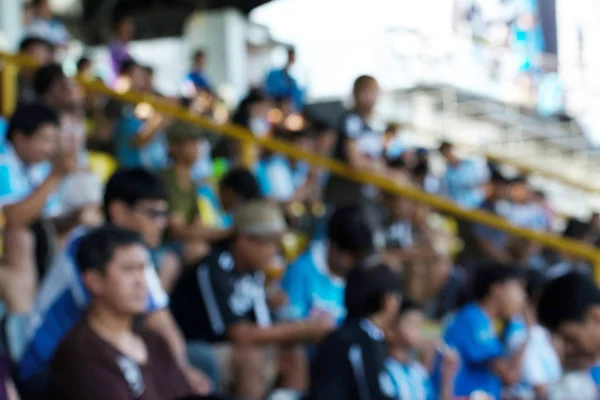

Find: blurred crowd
<box><xmin>1</xmin><ymin>1</ymin><xmax>600</xmax><ymax>400</ymax></box>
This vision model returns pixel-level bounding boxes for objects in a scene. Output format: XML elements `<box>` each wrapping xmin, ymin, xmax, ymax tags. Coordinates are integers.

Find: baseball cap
<box><xmin>345</xmin><ymin>263</ymin><xmax>402</xmax><ymax>318</ymax></box>
<box><xmin>166</xmin><ymin>120</ymin><xmax>208</xmax><ymax>144</ymax></box>
<box><xmin>233</xmin><ymin>200</ymin><xmax>287</xmax><ymax>238</ymax></box>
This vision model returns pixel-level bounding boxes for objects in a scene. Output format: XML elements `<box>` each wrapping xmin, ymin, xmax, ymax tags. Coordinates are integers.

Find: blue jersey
<box><xmin>278</xmin><ymin>243</ymin><xmax>345</xmax><ymax>324</ymax></box>
<box><xmin>434</xmin><ymin>303</ymin><xmax>506</xmax><ymax>398</ymax></box>
<box><xmin>18</xmin><ymin>227</ymin><xmax>169</xmax><ymax>380</ymax></box>
<box><xmin>0</xmin><ymin>144</ymin><xmax>61</xmax><ymax>217</ymax></box>
<box><xmin>440</xmin><ymin>159</ymin><xmax>489</xmax><ymax>209</ymax></box>
<box><xmin>380</xmin><ymin>357</ymin><xmax>435</xmax><ymax>400</ymax></box>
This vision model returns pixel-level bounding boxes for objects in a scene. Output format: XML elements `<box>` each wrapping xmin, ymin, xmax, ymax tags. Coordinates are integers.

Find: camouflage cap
<box><xmin>166</xmin><ymin>120</ymin><xmax>207</xmax><ymax>143</ymax></box>
<box><xmin>233</xmin><ymin>200</ymin><xmax>287</xmax><ymax>238</ymax></box>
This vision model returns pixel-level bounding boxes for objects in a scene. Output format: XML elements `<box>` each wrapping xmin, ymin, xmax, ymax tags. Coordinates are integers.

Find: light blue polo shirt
<box><xmin>18</xmin><ymin>227</ymin><xmax>169</xmax><ymax>380</ymax></box>
<box><xmin>278</xmin><ymin>243</ymin><xmax>345</xmax><ymax>325</ymax></box>
<box><xmin>0</xmin><ymin>144</ymin><xmax>61</xmax><ymax>217</ymax></box>
<box><xmin>440</xmin><ymin>159</ymin><xmax>489</xmax><ymax>209</ymax></box>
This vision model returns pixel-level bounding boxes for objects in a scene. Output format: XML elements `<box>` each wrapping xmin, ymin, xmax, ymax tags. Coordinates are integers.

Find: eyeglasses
<box><xmin>134</xmin><ymin>207</ymin><xmax>169</xmax><ymax>220</ymax></box>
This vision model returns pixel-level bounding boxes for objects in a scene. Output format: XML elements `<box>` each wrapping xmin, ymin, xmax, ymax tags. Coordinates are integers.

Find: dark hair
<box><xmin>472</xmin><ymin>263</ymin><xmax>524</xmax><ymax>301</ymax></box>
<box><xmin>538</xmin><ymin>272</ymin><xmax>600</xmax><ymax>332</ymax></box>
<box><xmin>220</xmin><ymin>168</ymin><xmax>262</xmax><ymax>201</ymax></box>
<box><xmin>75</xmin><ymin>225</ymin><xmax>142</xmax><ymax>274</ymax></box>
<box><xmin>510</xmin><ymin>176</ymin><xmax>528</xmax><ymax>186</ymax></box>
<box><xmin>193</xmin><ymin>50</ymin><xmax>206</xmax><ymax>59</ymax></box>
<box><xmin>19</xmin><ymin>36</ymin><xmax>53</xmax><ymax>53</ymax></box>
<box><xmin>76</xmin><ymin>57</ymin><xmax>91</xmax><ymax>72</ymax></box>
<box><xmin>438</xmin><ymin>141</ymin><xmax>453</xmax><ymax>153</ymax></box>
<box><xmin>103</xmin><ymin>168</ymin><xmax>168</xmax><ymax>222</ymax></box>
<box><xmin>287</xmin><ymin>46</ymin><xmax>296</xmax><ymax>56</ymax></box>
<box><xmin>232</xmin><ymin>88</ymin><xmax>269</xmax><ymax>128</ymax></box>
<box><xmin>387</xmin><ymin>156</ymin><xmax>407</xmax><ymax>169</ymax></box>
<box><xmin>7</xmin><ymin>103</ymin><xmax>59</xmax><ymax>142</ymax></box>
<box><xmin>119</xmin><ymin>59</ymin><xmax>139</xmax><ymax>76</ymax></box>
<box><xmin>327</xmin><ymin>205</ymin><xmax>375</xmax><ymax>254</ymax></box>
<box><xmin>32</xmin><ymin>0</ymin><xmax>47</xmax><ymax>7</ymax></box>
<box><xmin>412</xmin><ymin>161</ymin><xmax>429</xmax><ymax>178</ymax></box>
<box><xmin>525</xmin><ymin>269</ymin><xmax>546</xmax><ymax>305</ymax></box>
<box><xmin>112</xmin><ymin>12</ymin><xmax>132</xmax><ymax>30</ymax></box>
<box><xmin>310</xmin><ymin>119</ymin><xmax>332</xmax><ymax>136</ymax></box>
<box><xmin>398</xmin><ymin>297</ymin><xmax>424</xmax><ymax>317</ymax></box>
<box><xmin>33</xmin><ymin>63</ymin><xmax>66</xmax><ymax>96</ymax></box>
<box><xmin>143</xmin><ymin>65</ymin><xmax>154</xmax><ymax>75</ymax></box>
<box><xmin>352</xmin><ymin>75</ymin><xmax>377</xmax><ymax>95</ymax></box>
<box><xmin>345</xmin><ymin>263</ymin><xmax>402</xmax><ymax>318</ymax></box>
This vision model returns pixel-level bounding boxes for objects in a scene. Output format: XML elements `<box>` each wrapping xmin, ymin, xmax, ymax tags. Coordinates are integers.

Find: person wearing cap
<box><xmin>0</xmin><ymin>103</ymin><xmax>78</xmax><ymax>314</ymax></box>
<box><xmin>305</xmin><ymin>262</ymin><xmax>402</xmax><ymax>400</ymax></box>
<box><xmin>170</xmin><ymin>200</ymin><xmax>332</xmax><ymax>400</ymax></box>
<box><xmin>159</xmin><ymin>121</ymin><xmax>231</xmax><ymax>274</ymax></box>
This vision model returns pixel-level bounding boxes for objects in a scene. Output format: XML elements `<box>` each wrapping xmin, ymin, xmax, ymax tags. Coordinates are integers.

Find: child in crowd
<box><xmin>382</xmin><ymin>299</ymin><xmax>459</xmax><ymax>400</ymax></box>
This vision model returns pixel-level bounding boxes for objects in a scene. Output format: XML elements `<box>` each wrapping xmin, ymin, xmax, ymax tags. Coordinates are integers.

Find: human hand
<box><xmin>440</xmin><ymin>346</ymin><xmax>460</xmax><ymax>377</ymax></box>
<box><xmin>182</xmin><ymin>365</ymin><xmax>212</xmax><ymax>395</ymax></box>
<box><xmin>303</xmin><ymin>314</ymin><xmax>335</xmax><ymax>342</ymax></box>
<box><xmin>51</xmin><ymin>147</ymin><xmax>78</xmax><ymax>177</ymax></box>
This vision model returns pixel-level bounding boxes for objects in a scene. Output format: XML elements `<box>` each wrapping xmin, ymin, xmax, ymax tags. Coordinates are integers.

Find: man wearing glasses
<box><xmin>17</xmin><ymin>168</ymin><xmax>210</xmax><ymax>399</ymax></box>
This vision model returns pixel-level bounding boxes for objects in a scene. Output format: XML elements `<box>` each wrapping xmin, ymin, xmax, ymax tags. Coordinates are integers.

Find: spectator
<box><xmin>159</xmin><ymin>121</ymin><xmax>231</xmax><ymax>268</ymax></box>
<box><xmin>432</xmin><ymin>264</ymin><xmax>527</xmax><ymax>399</ymax></box>
<box><xmin>108</xmin><ymin>13</ymin><xmax>135</xmax><ymax>83</ymax></box>
<box><xmin>0</xmin><ymin>103</ymin><xmax>77</xmax><ymax>314</ymax></box>
<box><xmin>324</xmin><ymin>75</ymin><xmax>389</xmax><ymax>211</ymax></box>
<box><xmin>503</xmin><ymin>269</ymin><xmax>561</xmax><ymax>399</ymax></box>
<box><xmin>112</xmin><ymin>62</ymin><xmax>169</xmax><ymax>170</ymax></box>
<box><xmin>24</xmin><ymin>0</ymin><xmax>69</xmax><ymax>48</ymax></box>
<box><xmin>264</xmin><ymin>47</ymin><xmax>304</xmax><ymax>111</ymax></box>
<box><xmin>186</xmin><ymin>50</ymin><xmax>213</xmax><ymax>94</ymax></box>
<box><xmin>50</xmin><ymin>226</ymin><xmax>195</xmax><ymax>400</ymax></box>
<box><xmin>196</xmin><ymin>167</ymin><xmax>262</xmax><ymax>230</ymax></box>
<box><xmin>383</xmin><ymin>122</ymin><xmax>405</xmax><ymax>159</ymax></box>
<box><xmin>305</xmin><ymin>263</ymin><xmax>402</xmax><ymax>400</ymax></box>
<box><xmin>76</xmin><ymin>56</ymin><xmax>93</xmax><ymax>79</ymax></box>
<box><xmin>469</xmin><ymin>172</ymin><xmax>511</xmax><ymax>263</ymax></box>
<box><xmin>169</xmin><ymin>200</ymin><xmax>332</xmax><ymax>400</ymax></box>
<box><xmin>33</xmin><ymin>63</ymin><xmax>78</xmax><ymax>114</ymax></box>
<box><xmin>17</xmin><ymin>168</ymin><xmax>211</xmax><ymax>399</ymax></box>
<box><xmin>381</xmin><ymin>299</ymin><xmax>458</xmax><ymax>400</ymax></box>
<box><xmin>504</xmin><ymin>177</ymin><xmax>550</xmax><ymax>231</ymax></box>
<box><xmin>278</xmin><ymin>205</ymin><xmax>376</xmax><ymax>325</ymax></box>
<box><xmin>537</xmin><ymin>272</ymin><xmax>600</xmax><ymax>362</ymax></box>
<box><xmin>439</xmin><ymin>141</ymin><xmax>490</xmax><ymax>209</ymax></box>
<box><xmin>17</xmin><ymin>36</ymin><xmax>54</xmax><ymax>104</ymax></box>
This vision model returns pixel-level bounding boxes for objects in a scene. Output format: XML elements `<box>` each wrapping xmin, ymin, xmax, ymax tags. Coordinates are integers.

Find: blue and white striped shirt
<box><xmin>380</xmin><ymin>357</ymin><xmax>435</xmax><ymax>400</ymax></box>
<box><xmin>18</xmin><ymin>227</ymin><xmax>169</xmax><ymax>380</ymax></box>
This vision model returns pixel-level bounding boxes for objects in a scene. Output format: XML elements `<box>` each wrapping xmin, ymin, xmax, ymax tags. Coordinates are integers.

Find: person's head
<box><xmin>538</xmin><ymin>272</ymin><xmax>600</xmax><ymax>359</ymax></box>
<box><xmin>113</xmin><ymin>13</ymin><xmax>135</xmax><ymax>41</ymax></box>
<box><xmin>439</xmin><ymin>141</ymin><xmax>457</xmax><ymax>164</ymax></box>
<box><xmin>386</xmin><ymin>298</ymin><xmax>425</xmax><ymax>349</ymax></box>
<box><xmin>103</xmin><ymin>168</ymin><xmax>169</xmax><ymax>248</ymax></box>
<box><xmin>311</xmin><ymin>119</ymin><xmax>336</xmax><ymax>156</ymax></box>
<box><xmin>345</xmin><ymin>263</ymin><xmax>402</xmax><ymax>328</ymax></box>
<box><xmin>33</xmin><ymin>0</ymin><xmax>52</xmax><ymax>19</ymax></box>
<box><xmin>141</xmin><ymin>65</ymin><xmax>155</xmax><ymax>92</ymax></box>
<box><xmin>382</xmin><ymin>184</ymin><xmax>415</xmax><ymax>221</ymax></box>
<box><xmin>508</xmin><ymin>176</ymin><xmax>531</xmax><ymax>204</ymax></box>
<box><xmin>286</xmin><ymin>47</ymin><xmax>296</xmax><ymax>67</ymax></box>
<box><xmin>412</xmin><ymin>161</ymin><xmax>429</xmax><ymax>187</ymax></box>
<box><xmin>219</xmin><ymin>168</ymin><xmax>262</xmax><ymax>212</ymax></box>
<box><xmin>76</xmin><ymin>57</ymin><xmax>92</xmax><ymax>75</ymax></box>
<box><xmin>33</xmin><ymin>63</ymin><xmax>77</xmax><ymax>111</ymax></box>
<box><xmin>590</xmin><ymin>212</ymin><xmax>600</xmax><ymax>230</ymax></box>
<box><xmin>327</xmin><ymin>205</ymin><xmax>376</xmax><ymax>278</ymax></box>
<box><xmin>7</xmin><ymin>103</ymin><xmax>59</xmax><ymax>164</ymax></box>
<box><xmin>352</xmin><ymin>75</ymin><xmax>379</xmax><ymax>116</ymax></box>
<box><xmin>119</xmin><ymin>60</ymin><xmax>145</xmax><ymax>92</ymax></box>
<box><xmin>167</xmin><ymin>121</ymin><xmax>204</xmax><ymax>167</ymax></box>
<box><xmin>193</xmin><ymin>50</ymin><xmax>206</xmax><ymax>70</ymax></box>
<box><xmin>76</xmin><ymin>225</ymin><xmax>148</xmax><ymax>316</ymax></box>
<box><xmin>384</xmin><ymin>122</ymin><xmax>400</xmax><ymax>140</ymax></box>
<box><xmin>484</xmin><ymin>171</ymin><xmax>508</xmax><ymax>201</ymax></box>
<box><xmin>19</xmin><ymin>36</ymin><xmax>54</xmax><ymax>65</ymax></box>
<box><xmin>289</xmin><ymin>129</ymin><xmax>314</xmax><ymax>153</ymax></box>
<box><xmin>231</xmin><ymin>200</ymin><xmax>286</xmax><ymax>271</ymax></box>
<box><xmin>233</xmin><ymin>89</ymin><xmax>271</xmax><ymax>130</ymax></box>
<box><xmin>473</xmin><ymin>263</ymin><xmax>526</xmax><ymax>320</ymax></box>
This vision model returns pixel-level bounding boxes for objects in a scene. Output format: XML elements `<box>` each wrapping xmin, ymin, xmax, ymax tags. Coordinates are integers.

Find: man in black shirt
<box><xmin>306</xmin><ymin>262</ymin><xmax>402</xmax><ymax>400</ymax></box>
<box><xmin>325</xmin><ymin>75</ymin><xmax>390</xmax><ymax>209</ymax></box>
<box><xmin>170</xmin><ymin>200</ymin><xmax>332</xmax><ymax>400</ymax></box>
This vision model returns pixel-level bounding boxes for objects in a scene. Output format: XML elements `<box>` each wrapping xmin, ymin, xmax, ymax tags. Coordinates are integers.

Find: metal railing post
<box><xmin>1</xmin><ymin>61</ymin><xmax>17</xmax><ymax>118</ymax></box>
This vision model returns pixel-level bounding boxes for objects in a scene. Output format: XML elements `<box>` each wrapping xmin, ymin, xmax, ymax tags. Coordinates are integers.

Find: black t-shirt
<box><xmin>305</xmin><ymin>319</ymin><xmax>393</xmax><ymax>400</ymax></box>
<box><xmin>169</xmin><ymin>242</ymin><xmax>271</xmax><ymax>343</ymax></box>
<box><xmin>333</xmin><ymin>111</ymin><xmax>383</xmax><ymax>163</ymax></box>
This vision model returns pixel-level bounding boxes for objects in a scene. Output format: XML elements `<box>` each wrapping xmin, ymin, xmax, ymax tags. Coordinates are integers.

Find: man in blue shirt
<box><xmin>0</xmin><ymin>103</ymin><xmax>78</xmax><ymax>316</ymax></box>
<box><xmin>264</xmin><ymin>47</ymin><xmax>304</xmax><ymax>111</ymax></box>
<box><xmin>434</xmin><ymin>264</ymin><xmax>528</xmax><ymax>399</ymax></box>
<box><xmin>439</xmin><ymin>141</ymin><xmax>489</xmax><ymax>209</ymax></box>
<box><xmin>279</xmin><ymin>205</ymin><xmax>377</xmax><ymax>326</ymax></box>
<box><xmin>17</xmin><ymin>168</ymin><xmax>211</xmax><ymax>398</ymax></box>
<box><xmin>186</xmin><ymin>50</ymin><xmax>213</xmax><ymax>94</ymax></box>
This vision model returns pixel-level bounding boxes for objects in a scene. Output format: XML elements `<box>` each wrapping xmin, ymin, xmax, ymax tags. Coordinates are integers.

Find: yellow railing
<box><xmin>2</xmin><ymin>51</ymin><xmax>600</xmax><ymax>282</ymax></box>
